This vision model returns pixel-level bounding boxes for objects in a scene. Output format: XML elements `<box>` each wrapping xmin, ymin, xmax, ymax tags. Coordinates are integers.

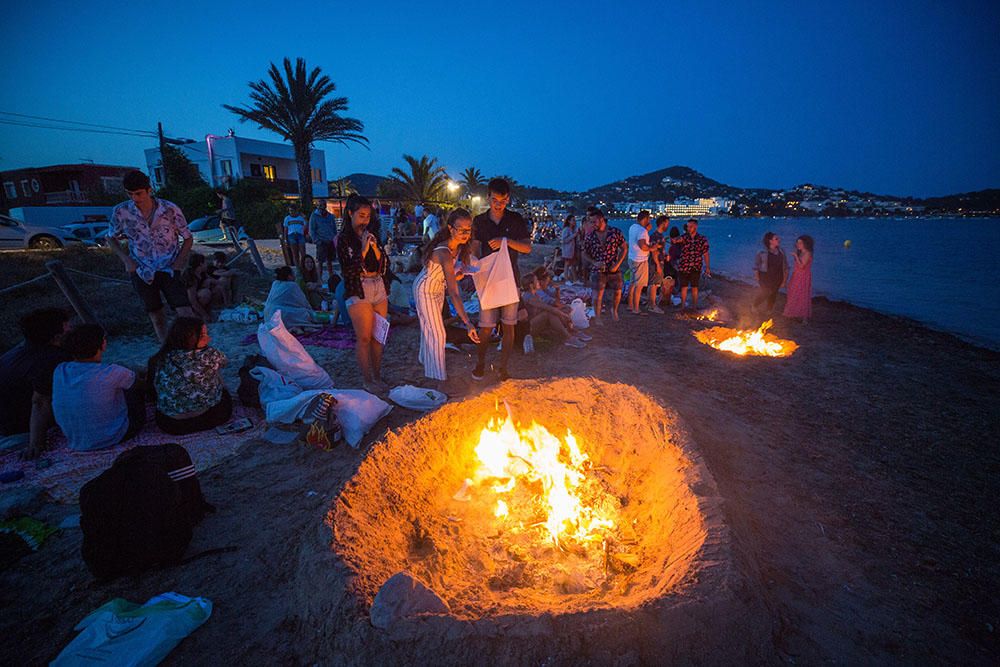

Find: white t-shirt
<box><xmin>628</xmin><ymin>223</ymin><xmax>650</xmax><ymax>262</ymax></box>
<box><xmin>52</xmin><ymin>361</ymin><xmax>136</xmax><ymax>452</ymax></box>
<box><xmin>423</xmin><ymin>214</ymin><xmax>441</xmax><ymax>238</ymax></box>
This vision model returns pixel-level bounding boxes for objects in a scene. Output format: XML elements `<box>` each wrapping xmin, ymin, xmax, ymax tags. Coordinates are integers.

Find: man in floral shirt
<box><xmin>108</xmin><ymin>171</ymin><xmax>195</xmax><ymax>341</ymax></box>
<box><xmin>583</xmin><ymin>208</ymin><xmax>627</xmax><ymax>324</ymax></box>
<box><xmin>675</xmin><ymin>218</ymin><xmax>711</xmax><ymax>309</ymax></box>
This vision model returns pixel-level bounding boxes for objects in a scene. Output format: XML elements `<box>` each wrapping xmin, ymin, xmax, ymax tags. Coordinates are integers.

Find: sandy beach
<box><xmin>2</xmin><ymin>244</ymin><xmax>998</xmax><ymax>665</ymax></box>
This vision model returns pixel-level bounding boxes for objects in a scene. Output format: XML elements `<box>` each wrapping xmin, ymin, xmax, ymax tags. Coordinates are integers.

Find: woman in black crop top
<box><xmin>336</xmin><ymin>195</ymin><xmax>390</xmax><ymax>393</ymax></box>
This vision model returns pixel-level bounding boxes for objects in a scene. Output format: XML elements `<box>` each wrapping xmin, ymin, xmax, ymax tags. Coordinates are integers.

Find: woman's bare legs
<box><xmin>348</xmin><ymin>301</ymin><xmax>376</xmax><ymax>388</ymax></box>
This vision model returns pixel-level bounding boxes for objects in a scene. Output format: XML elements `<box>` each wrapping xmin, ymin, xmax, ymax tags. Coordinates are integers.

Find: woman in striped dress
<box><xmin>413</xmin><ymin>209</ymin><xmax>480</xmax><ymax>383</ymax></box>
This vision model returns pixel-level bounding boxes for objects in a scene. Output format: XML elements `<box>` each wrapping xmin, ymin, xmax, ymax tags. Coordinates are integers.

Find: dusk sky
<box><xmin>2</xmin><ymin>0</ymin><xmax>999</xmax><ymax>197</ymax></box>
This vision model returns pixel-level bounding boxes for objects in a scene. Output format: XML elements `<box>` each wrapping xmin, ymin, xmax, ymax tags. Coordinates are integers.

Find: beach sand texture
<box><xmin>2</xmin><ymin>247</ymin><xmax>998</xmax><ymax>665</ymax></box>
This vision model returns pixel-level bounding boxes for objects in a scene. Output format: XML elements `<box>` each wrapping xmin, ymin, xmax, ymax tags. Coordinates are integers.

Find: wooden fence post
<box><xmin>45</xmin><ymin>260</ymin><xmax>100</xmax><ymax>325</ymax></box>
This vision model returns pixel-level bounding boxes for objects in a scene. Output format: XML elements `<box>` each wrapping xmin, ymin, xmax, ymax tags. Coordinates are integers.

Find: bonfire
<box><xmin>693</xmin><ymin>319</ymin><xmax>798</xmax><ymax>357</ymax></box>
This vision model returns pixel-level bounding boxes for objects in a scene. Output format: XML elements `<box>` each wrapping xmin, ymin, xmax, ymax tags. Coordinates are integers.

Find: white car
<box><xmin>0</xmin><ymin>214</ymin><xmax>81</xmax><ymax>250</ymax></box>
<box><xmin>63</xmin><ymin>221</ymin><xmax>111</xmax><ymax>246</ymax></box>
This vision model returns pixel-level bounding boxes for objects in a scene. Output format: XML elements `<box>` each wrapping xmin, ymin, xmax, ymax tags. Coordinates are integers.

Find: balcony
<box><xmin>45</xmin><ymin>191</ymin><xmax>90</xmax><ymax>204</ymax></box>
<box><xmin>245</xmin><ymin>176</ymin><xmax>300</xmax><ymax>194</ymax></box>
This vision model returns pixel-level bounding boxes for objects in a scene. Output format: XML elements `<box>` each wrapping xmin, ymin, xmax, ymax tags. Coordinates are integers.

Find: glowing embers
<box><xmin>693</xmin><ymin>319</ymin><xmax>798</xmax><ymax>357</ymax></box>
<box><xmin>464</xmin><ymin>411</ymin><xmax>618</xmax><ymax>549</ymax></box>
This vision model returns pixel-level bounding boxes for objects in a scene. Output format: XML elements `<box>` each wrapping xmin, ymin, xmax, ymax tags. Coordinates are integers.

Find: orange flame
<box><xmin>470</xmin><ymin>415</ymin><xmax>616</xmax><ymax>547</ymax></box>
<box><xmin>693</xmin><ymin>319</ymin><xmax>798</xmax><ymax>357</ymax></box>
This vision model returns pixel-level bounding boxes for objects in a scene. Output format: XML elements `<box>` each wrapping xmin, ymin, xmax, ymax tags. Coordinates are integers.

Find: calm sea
<box><xmin>609</xmin><ymin>217</ymin><xmax>1000</xmax><ymax>349</ymax></box>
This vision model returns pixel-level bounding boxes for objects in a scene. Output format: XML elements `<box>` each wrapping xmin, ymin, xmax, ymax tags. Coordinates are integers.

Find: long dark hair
<box><xmin>298</xmin><ymin>254</ymin><xmax>320</xmax><ymax>283</ymax></box>
<box><xmin>339</xmin><ymin>194</ymin><xmax>372</xmax><ymax>240</ymax></box>
<box><xmin>563</xmin><ymin>214</ymin><xmax>576</xmax><ymax>228</ymax></box>
<box><xmin>146</xmin><ymin>316</ymin><xmax>205</xmax><ymax>399</ymax></box>
<box><xmin>422</xmin><ymin>208</ymin><xmax>472</xmax><ymax>267</ymax></box>
<box><xmin>182</xmin><ymin>252</ymin><xmax>206</xmax><ymax>287</ymax></box>
<box><xmin>762</xmin><ymin>231</ymin><xmax>776</xmax><ymax>249</ymax></box>
<box><xmin>798</xmin><ymin>235</ymin><xmax>815</xmax><ymax>253</ymax></box>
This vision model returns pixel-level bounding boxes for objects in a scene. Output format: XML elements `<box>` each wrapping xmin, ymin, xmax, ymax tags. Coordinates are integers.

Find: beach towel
<box><xmin>262</xmin><ymin>281</ymin><xmax>321</xmax><ymax>329</ymax></box>
<box><xmin>0</xmin><ymin>405</ymin><xmax>262</xmax><ymax>504</ymax></box>
<box><xmin>52</xmin><ymin>592</ymin><xmax>212</xmax><ymax>667</ymax></box>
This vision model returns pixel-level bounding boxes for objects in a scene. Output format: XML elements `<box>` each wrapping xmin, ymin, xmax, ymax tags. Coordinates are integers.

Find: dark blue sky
<box><xmin>2</xmin><ymin>0</ymin><xmax>998</xmax><ymax>196</ymax></box>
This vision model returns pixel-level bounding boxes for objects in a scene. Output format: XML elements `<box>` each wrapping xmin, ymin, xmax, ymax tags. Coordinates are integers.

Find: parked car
<box><xmin>187</xmin><ymin>215</ymin><xmax>247</xmax><ymax>245</ymax></box>
<box><xmin>63</xmin><ymin>221</ymin><xmax>111</xmax><ymax>246</ymax></box>
<box><xmin>0</xmin><ymin>214</ymin><xmax>81</xmax><ymax>250</ymax></box>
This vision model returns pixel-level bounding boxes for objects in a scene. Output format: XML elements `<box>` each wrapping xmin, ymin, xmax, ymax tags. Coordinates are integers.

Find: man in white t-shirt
<box><xmin>422</xmin><ymin>207</ymin><xmax>441</xmax><ymax>240</ymax></box>
<box><xmin>52</xmin><ymin>324</ymin><xmax>145</xmax><ymax>452</ymax></box>
<box><xmin>626</xmin><ymin>210</ymin><xmax>653</xmax><ymax>315</ymax></box>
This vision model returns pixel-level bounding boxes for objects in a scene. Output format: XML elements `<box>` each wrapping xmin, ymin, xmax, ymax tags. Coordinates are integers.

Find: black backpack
<box><xmin>79</xmin><ymin>444</ymin><xmax>214</xmax><ymax>581</ymax></box>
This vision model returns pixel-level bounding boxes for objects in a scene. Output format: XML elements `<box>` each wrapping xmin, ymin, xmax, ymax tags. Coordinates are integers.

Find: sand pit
<box><xmin>322</xmin><ymin>378</ymin><xmax>766</xmax><ymax>663</ymax></box>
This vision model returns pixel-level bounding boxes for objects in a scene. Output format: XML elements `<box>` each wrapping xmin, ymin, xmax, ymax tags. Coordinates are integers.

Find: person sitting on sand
<box><xmin>296</xmin><ymin>254</ymin><xmax>328</xmax><ymax>311</ymax></box>
<box><xmin>521</xmin><ymin>274</ymin><xmax>589</xmax><ymax>350</ymax></box>
<box><xmin>583</xmin><ymin>208</ymin><xmax>626</xmax><ymax>325</ymax></box>
<box><xmin>752</xmin><ymin>231</ymin><xmax>789</xmax><ymax>315</ymax></box>
<box><xmin>183</xmin><ymin>252</ymin><xmax>225</xmax><ymax>321</ymax></box>
<box><xmin>52</xmin><ymin>324</ymin><xmax>145</xmax><ymax>452</ymax></box>
<box><xmin>413</xmin><ymin>208</ymin><xmax>481</xmax><ymax>385</ymax></box>
<box><xmin>533</xmin><ymin>267</ymin><xmax>571</xmax><ymax>315</ymax></box>
<box><xmin>337</xmin><ymin>194</ymin><xmax>391</xmax><ymax>392</ymax></box>
<box><xmin>147</xmin><ymin>317</ymin><xmax>231</xmax><ymax>435</ymax></box>
<box><xmin>0</xmin><ymin>308</ymin><xmax>71</xmax><ymax>459</ymax></box>
<box><xmin>264</xmin><ymin>266</ymin><xmax>323</xmax><ymax>329</ymax></box>
<box><xmin>208</xmin><ymin>251</ymin><xmax>239</xmax><ymax>306</ymax></box>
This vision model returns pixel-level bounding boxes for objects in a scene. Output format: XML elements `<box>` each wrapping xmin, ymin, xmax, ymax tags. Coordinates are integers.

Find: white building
<box><xmin>144</xmin><ymin>134</ymin><xmax>328</xmax><ymax>198</ymax></box>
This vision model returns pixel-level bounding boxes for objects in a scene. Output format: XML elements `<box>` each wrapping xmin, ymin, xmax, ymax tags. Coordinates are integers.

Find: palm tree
<box><xmin>389</xmin><ymin>154</ymin><xmax>449</xmax><ymax>202</ymax></box>
<box><xmin>223</xmin><ymin>57</ymin><xmax>367</xmax><ymax>210</ymax></box>
<box><xmin>330</xmin><ymin>177</ymin><xmax>355</xmax><ymax>198</ymax></box>
<box><xmin>460</xmin><ymin>167</ymin><xmax>485</xmax><ymax>197</ymax></box>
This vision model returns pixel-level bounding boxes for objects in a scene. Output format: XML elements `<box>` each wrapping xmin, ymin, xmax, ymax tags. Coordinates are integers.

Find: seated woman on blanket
<box><xmin>296</xmin><ymin>254</ymin><xmax>328</xmax><ymax>311</ymax></box>
<box><xmin>263</xmin><ymin>266</ymin><xmax>324</xmax><ymax>329</ymax></box>
<box><xmin>183</xmin><ymin>253</ymin><xmax>226</xmax><ymax>321</ymax></box>
<box><xmin>521</xmin><ymin>274</ymin><xmax>589</xmax><ymax>350</ymax></box>
<box><xmin>147</xmin><ymin>317</ymin><xmax>232</xmax><ymax>435</ymax></box>
<box><xmin>52</xmin><ymin>324</ymin><xmax>146</xmax><ymax>451</ymax></box>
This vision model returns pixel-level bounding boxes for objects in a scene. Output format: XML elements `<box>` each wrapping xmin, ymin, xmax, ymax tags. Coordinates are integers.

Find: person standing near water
<box><xmin>337</xmin><ymin>195</ymin><xmax>391</xmax><ymax>393</ymax></box>
<box><xmin>413</xmin><ymin>209</ymin><xmax>480</xmax><ymax>386</ymax></box>
<box><xmin>626</xmin><ymin>210</ymin><xmax>653</xmax><ymax>315</ymax></box>
<box><xmin>470</xmin><ymin>178</ymin><xmax>532</xmax><ymax>381</ymax></box>
<box><xmin>783</xmin><ymin>235</ymin><xmax>814</xmax><ymax>323</ymax></box>
<box><xmin>675</xmin><ymin>219</ymin><xmax>711</xmax><ymax>309</ymax></box>
<box><xmin>583</xmin><ymin>208</ymin><xmax>627</xmax><ymax>324</ymax></box>
<box><xmin>752</xmin><ymin>232</ymin><xmax>789</xmax><ymax>315</ymax></box>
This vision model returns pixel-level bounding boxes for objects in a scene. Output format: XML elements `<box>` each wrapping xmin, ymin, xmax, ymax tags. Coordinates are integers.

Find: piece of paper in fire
<box><xmin>373</xmin><ymin>313</ymin><xmax>390</xmax><ymax>345</ymax></box>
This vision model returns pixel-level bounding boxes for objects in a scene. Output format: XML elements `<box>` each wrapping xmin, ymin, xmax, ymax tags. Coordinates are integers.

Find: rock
<box><xmin>0</xmin><ymin>485</ymin><xmax>45</xmax><ymax>520</ymax></box>
<box><xmin>370</xmin><ymin>571</ymin><xmax>449</xmax><ymax>630</ymax></box>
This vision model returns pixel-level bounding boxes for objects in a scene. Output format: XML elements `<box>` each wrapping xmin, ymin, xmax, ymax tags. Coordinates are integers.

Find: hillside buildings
<box><xmin>0</xmin><ymin>163</ymin><xmax>138</xmax><ymax>212</ymax></box>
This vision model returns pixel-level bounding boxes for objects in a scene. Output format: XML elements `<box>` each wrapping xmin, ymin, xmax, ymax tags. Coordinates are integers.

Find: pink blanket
<box><xmin>0</xmin><ymin>405</ymin><xmax>263</xmax><ymax>504</ymax></box>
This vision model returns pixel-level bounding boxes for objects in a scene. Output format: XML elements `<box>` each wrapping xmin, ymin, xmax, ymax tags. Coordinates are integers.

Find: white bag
<box><xmin>256</xmin><ymin>310</ymin><xmax>333</xmax><ymax>389</ymax></box>
<box><xmin>388</xmin><ymin>385</ymin><xmax>447</xmax><ymax>411</ymax></box>
<box><xmin>52</xmin><ymin>592</ymin><xmax>212</xmax><ymax>667</ymax></box>
<box><xmin>251</xmin><ymin>366</ymin><xmax>303</xmax><ymax>404</ymax></box>
<box><xmin>471</xmin><ymin>238</ymin><xmax>520</xmax><ymax>311</ymax></box>
<box><xmin>265</xmin><ymin>387</ymin><xmax>392</xmax><ymax>448</ymax></box>
<box><xmin>569</xmin><ymin>298</ymin><xmax>590</xmax><ymax>329</ymax></box>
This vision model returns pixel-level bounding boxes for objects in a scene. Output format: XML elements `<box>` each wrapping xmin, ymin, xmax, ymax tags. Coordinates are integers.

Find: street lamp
<box><xmin>447</xmin><ymin>180</ymin><xmax>460</xmax><ymax>195</ymax></box>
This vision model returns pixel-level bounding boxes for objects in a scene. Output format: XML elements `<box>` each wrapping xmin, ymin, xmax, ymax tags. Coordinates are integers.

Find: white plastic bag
<box><xmin>52</xmin><ymin>592</ymin><xmax>212</xmax><ymax>667</ymax></box>
<box><xmin>251</xmin><ymin>366</ymin><xmax>303</xmax><ymax>404</ymax></box>
<box><xmin>265</xmin><ymin>387</ymin><xmax>392</xmax><ymax>448</ymax></box>
<box><xmin>256</xmin><ymin>310</ymin><xmax>333</xmax><ymax>389</ymax></box>
<box><xmin>569</xmin><ymin>298</ymin><xmax>590</xmax><ymax>329</ymax></box>
<box><xmin>388</xmin><ymin>385</ymin><xmax>447</xmax><ymax>411</ymax></box>
<box><xmin>471</xmin><ymin>238</ymin><xmax>520</xmax><ymax>311</ymax></box>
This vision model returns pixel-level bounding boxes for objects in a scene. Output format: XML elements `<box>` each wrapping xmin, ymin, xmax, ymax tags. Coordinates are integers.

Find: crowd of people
<box><xmin>0</xmin><ymin>171</ymin><xmax>816</xmax><ymax>457</ymax></box>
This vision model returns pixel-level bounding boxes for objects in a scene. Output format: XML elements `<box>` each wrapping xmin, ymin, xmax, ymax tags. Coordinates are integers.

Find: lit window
<box><xmin>3</xmin><ymin>182</ymin><xmax>15</xmax><ymax>199</ymax></box>
<box><xmin>221</xmin><ymin>160</ymin><xmax>233</xmax><ymax>177</ymax></box>
<box><xmin>262</xmin><ymin>164</ymin><xmax>276</xmax><ymax>181</ymax></box>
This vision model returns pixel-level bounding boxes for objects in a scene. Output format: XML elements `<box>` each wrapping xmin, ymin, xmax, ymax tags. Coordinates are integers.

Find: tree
<box><xmin>223</xmin><ymin>57</ymin><xmax>367</xmax><ymax>211</ymax></box>
<box><xmin>389</xmin><ymin>154</ymin><xmax>449</xmax><ymax>202</ymax></box>
<box><xmin>161</xmin><ymin>144</ymin><xmax>207</xmax><ymax>189</ymax></box>
<box><xmin>460</xmin><ymin>166</ymin><xmax>485</xmax><ymax>197</ymax></box>
<box><xmin>329</xmin><ymin>177</ymin><xmax>355</xmax><ymax>198</ymax></box>
<box><xmin>157</xmin><ymin>144</ymin><xmax>214</xmax><ymax>219</ymax></box>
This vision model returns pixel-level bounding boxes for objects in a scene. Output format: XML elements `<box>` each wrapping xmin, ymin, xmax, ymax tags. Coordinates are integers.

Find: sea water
<box><xmin>609</xmin><ymin>217</ymin><xmax>1000</xmax><ymax>349</ymax></box>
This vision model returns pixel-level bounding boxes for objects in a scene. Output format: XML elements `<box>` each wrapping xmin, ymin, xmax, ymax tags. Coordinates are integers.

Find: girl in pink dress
<box><xmin>783</xmin><ymin>235</ymin><xmax>814</xmax><ymax>322</ymax></box>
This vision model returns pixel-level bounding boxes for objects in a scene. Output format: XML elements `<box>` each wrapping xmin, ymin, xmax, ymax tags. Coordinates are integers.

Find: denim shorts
<box><xmin>478</xmin><ymin>302</ymin><xmax>519</xmax><ymax>328</ymax></box>
<box><xmin>287</xmin><ymin>232</ymin><xmax>305</xmax><ymax>245</ymax></box>
<box><xmin>345</xmin><ymin>276</ymin><xmax>388</xmax><ymax>307</ymax></box>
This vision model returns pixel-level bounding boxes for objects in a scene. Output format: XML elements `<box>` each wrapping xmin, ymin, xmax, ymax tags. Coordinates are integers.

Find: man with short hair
<box><xmin>676</xmin><ymin>218</ymin><xmax>711</xmax><ymax>308</ymax></box>
<box><xmin>0</xmin><ymin>308</ymin><xmax>71</xmax><ymax>458</ymax></box>
<box><xmin>108</xmin><ymin>170</ymin><xmax>195</xmax><ymax>342</ymax></box>
<box><xmin>309</xmin><ymin>199</ymin><xmax>337</xmax><ymax>279</ymax></box>
<box><xmin>626</xmin><ymin>210</ymin><xmax>653</xmax><ymax>315</ymax></box>
<box><xmin>583</xmin><ymin>208</ymin><xmax>627</xmax><ymax>324</ymax></box>
<box><xmin>647</xmin><ymin>215</ymin><xmax>672</xmax><ymax>313</ymax></box>
<box><xmin>470</xmin><ymin>178</ymin><xmax>532</xmax><ymax>381</ymax></box>
<box><xmin>422</xmin><ymin>206</ymin><xmax>441</xmax><ymax>240</ymax></box>
<box><xmin>52</xmin><ymin>324</ymin><xmax>145</xmax><ymax>452</ymax></box>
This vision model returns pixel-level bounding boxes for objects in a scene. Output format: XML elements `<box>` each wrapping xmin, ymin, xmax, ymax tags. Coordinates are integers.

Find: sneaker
<box><xmin>575</xmin><ymin>332</ymin><xmax>593</xmax><ymax>342</ymax></box>
<box><xmin>523</xmin><ymin>334</ymin><xmax>535</xmax><ymax>353</ymax></box>
<box><xmin>649</xmin><ymin>306</ymin><xmax>665</xmax><ymax>314</ymax></box>
<box><xmin>472</xmin><ymin>364</ymin><xmax>486</xmax><ymax>381</ymax></box>
<box><xmin>564</xmin><ymin>337</ymin><xmax>586</xmax><ymax>349</ymax></box>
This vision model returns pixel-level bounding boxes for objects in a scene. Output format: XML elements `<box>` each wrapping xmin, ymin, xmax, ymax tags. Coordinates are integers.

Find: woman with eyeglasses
<box><xmin>413</xmin><ymin>208</ymin><xmax>480</xmax><ymax>386</ymax></box>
